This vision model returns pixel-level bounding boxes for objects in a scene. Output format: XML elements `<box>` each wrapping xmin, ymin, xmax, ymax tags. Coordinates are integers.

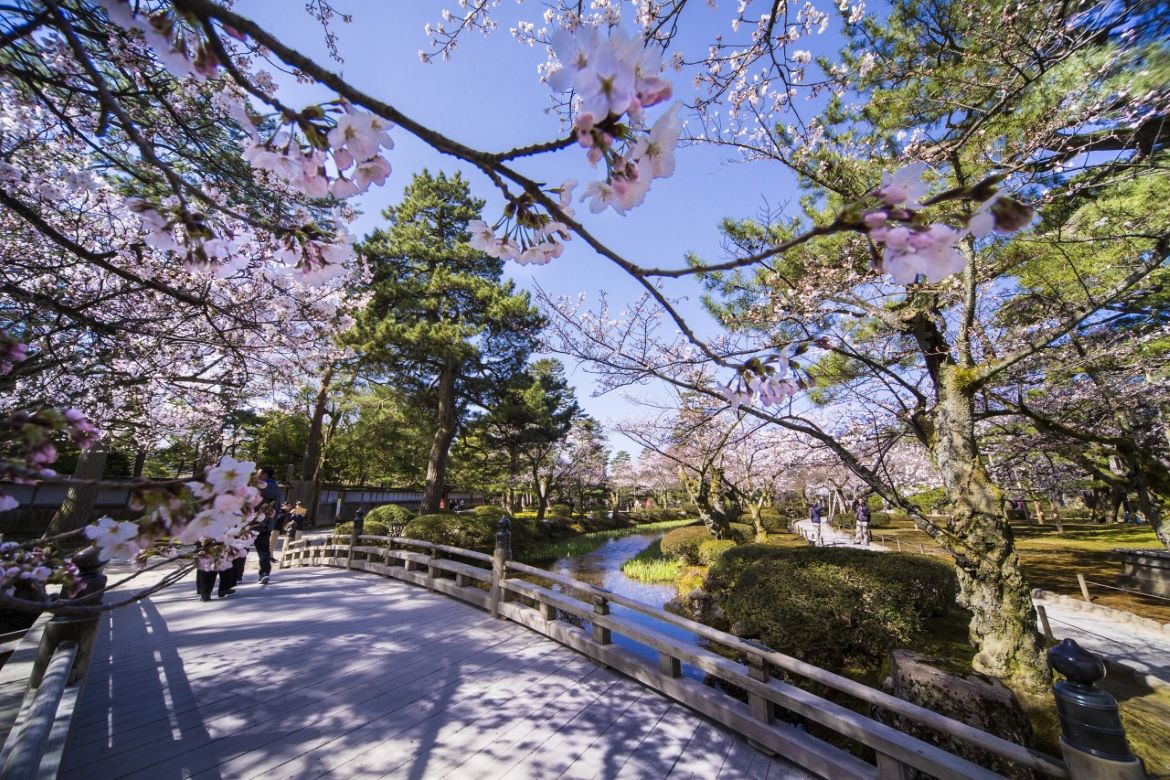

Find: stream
<box><xmin>545</xmin><ymin>531</ymin><xmax>704</xmax><ymax>680</ymax></box>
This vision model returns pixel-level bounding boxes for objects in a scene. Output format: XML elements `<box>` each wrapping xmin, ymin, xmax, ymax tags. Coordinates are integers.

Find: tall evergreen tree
<box><xmin>352</xmin><ymin>171</ymin><xmax>543</xmax><ymax>513</ymax></box>
<box><xmin>481</xmin><ymin>358</ymin><xmax>580</xmax><ymax>520</ymax></box>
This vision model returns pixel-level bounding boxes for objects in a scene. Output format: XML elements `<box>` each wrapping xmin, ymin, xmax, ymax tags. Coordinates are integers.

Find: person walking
<box><xmin>254</xmin><ymin>504</ymin><xmax>275</xmax><ymax>585</ymax></box>
<box><xmin>853</xmin><ymin>497</ymin><xmax>872</xmax><ymax>547</ymax></box>
<box><xmin>196</xmin><ymin>558</ymin><xmax>235</xmax><ymax>601</ymax></box>
<box><xmin>810</xmin><ymin>497</ymin><xmax>824</xmax><ymax>546</ymax></box>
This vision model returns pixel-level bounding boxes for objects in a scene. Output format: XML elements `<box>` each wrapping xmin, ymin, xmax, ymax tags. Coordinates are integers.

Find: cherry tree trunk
<box><xmin>932</xmin><ymin>368</ymin><xmax>1050</xmax><ymax>691</ymax></box>
<box><xmin>47</xmin><ymin>440</ymin><xmax>109</xmax><ymax>538</ymax></box>
<box><xmin>420</xmin><ymin>364</ymin><xmax>458</xmax><ymax>515</ymax></box>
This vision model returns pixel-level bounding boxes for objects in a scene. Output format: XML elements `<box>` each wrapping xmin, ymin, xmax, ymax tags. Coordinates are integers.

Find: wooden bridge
<box><xmin>35</xmin><ymin>528</ymin><xmax>1070</xmax><ymax>778</ymax></box>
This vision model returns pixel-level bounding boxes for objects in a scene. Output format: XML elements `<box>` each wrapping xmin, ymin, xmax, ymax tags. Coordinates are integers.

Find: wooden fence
<box><xmin>281</xmin><ymin>531</ymin><xmax>1068</xmax><ymax>780</ymax></box>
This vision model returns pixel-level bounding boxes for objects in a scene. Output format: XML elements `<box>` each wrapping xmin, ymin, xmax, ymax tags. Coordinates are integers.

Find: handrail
<box><xmin>0</xmin><ymin>641</ymin><xmax>77</xmax><ymax>780</ymax></box>
<box><xmin>506</xmin><ymin>559</ymin><xmax>1061</xmax><ymax>773</ymax></box>
<box><xmin>285</xmin><ymin>533</ymin><xmax>1068</xmax><ymax>778</ymax></box>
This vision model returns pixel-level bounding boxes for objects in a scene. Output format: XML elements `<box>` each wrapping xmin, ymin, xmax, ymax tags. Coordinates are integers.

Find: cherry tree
<box><xmin>0</xmin><ymin>0</ymin><xmax>1160</xmax><ymax>697</ymax></box>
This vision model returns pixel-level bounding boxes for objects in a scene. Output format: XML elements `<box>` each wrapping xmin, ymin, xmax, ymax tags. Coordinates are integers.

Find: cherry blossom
<box><xmin>876</xmin><ymin>162</ymin><xmax>931</xmax><ymax>207</ymax></box>
<box><xmin>84</xmin><ymin>517</ymin><xmax>143</xmax><ymax>563</ymax></box>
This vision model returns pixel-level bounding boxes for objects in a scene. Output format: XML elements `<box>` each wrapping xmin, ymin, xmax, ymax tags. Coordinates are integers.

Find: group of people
<box><xmin>806</xmin><ymin>495</ymin><xmax>872</xmax><ymax>547</ymax></box>
<box><xmin>196</xmin><ymin>467</ymin><xmax>304</xmax><ymax>602</ymax></box>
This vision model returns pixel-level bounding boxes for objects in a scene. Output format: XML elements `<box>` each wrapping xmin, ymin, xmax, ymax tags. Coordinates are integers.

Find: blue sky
<box><xmin>236</xmin><ymin>1</ymin><xmax>816</xmax><ymax>453</ymax></box>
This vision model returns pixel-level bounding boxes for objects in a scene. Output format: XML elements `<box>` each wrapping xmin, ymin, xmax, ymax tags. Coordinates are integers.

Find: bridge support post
<box><xmin>490</xmin><ymin>518</ymin><xmax>511</xmax><ymax>619</ymax></box>
<box><xmin>427</xmin><ymin>543</ymin><xmax>441</xmax><ymax>580</ymax></box>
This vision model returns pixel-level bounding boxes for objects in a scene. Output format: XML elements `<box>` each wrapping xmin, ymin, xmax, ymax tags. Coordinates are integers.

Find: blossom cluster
<box><xmin>468</xmin><ymin>27</ymin><xmax>683</xmax><ymax>264</ymax></box>
<box><xmin>468</xmin><ymin>186</ymin><xmax>575</xmax><ymax>265</ymax></box>
<box><xmin>0</xmin><ymin>542</ymin><xmax>84</xmax><ymax>599</ymax></box>
<box><xmin>0</xmin><ymin>332</ymin><xmax>27</xmax><ymax>375</ymax></box>
<box><xmin>717</xmin><ymin>339</ymin><xmax>828</xmax><ymax>412</ymax></box>
<box><xmin>861</xmin><ymin>162</ymin><xmax>1033</xmax><ymax>285</ymax></box>
<box><xmin>83</xmin><ymin>455</ymin><xmax>263</xmax><ymax>568</ymax></box>
<box><xmin>552</xmin><ymin>28</ymin><xmax>681</xmax><ymax>215</ymax></box>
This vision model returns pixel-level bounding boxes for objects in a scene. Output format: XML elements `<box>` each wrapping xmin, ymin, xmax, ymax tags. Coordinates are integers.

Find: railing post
<box><xmin>346</xmin><ymin>521</ymin><xmax>358</xmax><ymax>570</ymax></box>
<box><xmin>490</xmin><ymin>517</ymin><xmax>511</xmax><ymax>619</ymax></box>
<box><xmin>1048</xmin><ymin>638</ymin><xmax>1145</xmax><ymax>779</ymax></box>
<box><xmin>427</xmin><ymin>543</ymin><xmax>442</xmax><ymax>580</ymax></box>
<box><xmin>592</xmin><ymin>596</ymin><xmax>611</xmax><ymax>645</ymax></box>
<box><xmin>1036</xmin><ymin>604</ymin><xmax>1055</xmax><ymax>646</ymax></box>
<box><xmin>743</xmin><ymin>646</ymin><xmax>774</xmax><ymax>724</ymax></box>
<box><xmin>539</xmin><ymin>600</ymin><xmax>555</xmax><ymax>622</ymax></box>
<box><xmin>658</xmin><ymin>652</ymin><xmax>681</xmax><ymax>678</ymax></box>
<box><xmin>1077</xmin><ymin>573</ymin><xmax>1092</xmax><ymax>602</ymax></box>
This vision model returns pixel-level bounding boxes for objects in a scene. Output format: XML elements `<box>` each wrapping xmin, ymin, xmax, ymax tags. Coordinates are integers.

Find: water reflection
<box><xmin>546</xmin><ymin>532</ymin><xmax>704</xmax><ymax>680</ymax></box>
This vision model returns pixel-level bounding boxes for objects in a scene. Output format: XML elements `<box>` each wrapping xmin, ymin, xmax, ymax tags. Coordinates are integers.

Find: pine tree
<box><xmin>351</xmin><ymin>171</ymin><xmax>543</xmax><ymax>513</ymax></box>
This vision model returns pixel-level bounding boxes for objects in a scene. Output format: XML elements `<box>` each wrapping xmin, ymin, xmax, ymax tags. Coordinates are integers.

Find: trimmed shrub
<box><xmin>705</xmin><ymin>543</ymin><xmax>788</xmax><ymax>595</ymax></box>
<box><xmin>333</xmin><ymin>519</ymin><xmax>391</xmax><ymax>539</ymax></box>
<box><xmin>727</xmin><ymin>523</ymin><xmax>754</xmax><ymax>543</ymax></box>
<box><xmin>711</xmin><ymin>547</ymin><xmax>958</xmax><ymax>671</ymax></box>
<box><xmin>698</xmin><ymin>539</ymin><xmax>737</xmax><ymax>565</ymax></box>
<box><xmin>740</xmin><ymin>509</ymin><xmax>786</xmax><ymax>534</ymax></box>
<box><xmin>660</xmin><ymin>525</ymin><xmax>712</xmax><ymax>564</ymax></box>
<box><xmin>366</xmin><ymin>503</ymin><xmax>414</xmax><ymax>533</ymax></box>
<box><xmin>549</xmin><ymin>503</ymin><xmax>573</xmax><ymax>518</ymax></box>
<box><xmin>404</xmin><ymin>513</ymin><xmax>496</xmax><ymax>552</ymax></box>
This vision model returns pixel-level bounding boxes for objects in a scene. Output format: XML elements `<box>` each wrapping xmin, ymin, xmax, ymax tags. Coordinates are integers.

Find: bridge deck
<box><xmin>60</xmin><ymin>566</ymin><xmax>809</xmax><ymax>778</ymax></box>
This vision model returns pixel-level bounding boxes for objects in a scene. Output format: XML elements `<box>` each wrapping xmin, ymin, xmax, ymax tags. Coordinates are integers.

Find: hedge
<box><xmin>739</xmin><ymin>509</ymin><xmax>786</xmax><ymax>534</ymax></box>
<box><xmin>333</xmin><ymin>519</ymin><xmax>392</xmax><ymax>539</ymax></box>
<box><xmin>366</xmin><ymin>503</ymin><xmax>414</xmax><ymax>531</ymax></box>
<box><xmin>660</xmin><ymin>526</ymin><xmax>712</xmax><ymax>564</ymax></box>
<box><xmin>697</xmin><ymin>539</ymin><xmax>737</xmax><ymax>565</ymax></box>
<box><xmin>727</xmin><ymin>522</ymin><xmax>754</xmax><ymax>543</ymax></box>
<box><xmin>708</xmin><ymin>545</ymin><xmax>958</xmax><ymax>671</ymax></box>
<box><xmin>404</xmin><ymin>511</ymin><xmax>534</xmax><ymax>555</ymax></box>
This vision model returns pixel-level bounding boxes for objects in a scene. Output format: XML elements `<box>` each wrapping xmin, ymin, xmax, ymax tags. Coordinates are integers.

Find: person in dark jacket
<box><xmin>810</xmin><ymin>497</ymin><xmax>824</xmax><ymax>546</ymax></box>
<box><xmin>853</xmin><ymin>497</ymin><xmax>872</xmax><ymax>546</ymax></box>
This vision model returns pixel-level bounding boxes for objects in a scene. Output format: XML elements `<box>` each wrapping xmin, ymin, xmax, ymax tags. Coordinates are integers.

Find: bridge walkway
<box><xmin>59</xmin><ymin>566</ymin><xmax>808</xmax><ymax>779</ymax></box>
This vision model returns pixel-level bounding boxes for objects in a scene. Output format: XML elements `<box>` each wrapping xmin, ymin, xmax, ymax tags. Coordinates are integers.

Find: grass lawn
<box><xmin>867</xmin><ymin>518</ymin><xmax>1170</xmax><ymax>623</ymax></box>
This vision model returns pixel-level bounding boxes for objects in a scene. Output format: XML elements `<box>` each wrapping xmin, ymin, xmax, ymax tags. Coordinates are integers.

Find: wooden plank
<box><xmin>290</xmin><ymin>646</ymin><xmax>597</xmax><ymax>778</ymax></box>
<box><xmin>667</xmin><ymin>720</ymin><xmax>737</xmax><ymax>779</ymax></box>
<box><xmin>497</xmin><ymin>601</ymin><xmax>872</xmax><ymax>780</ymax></box>
<box><xmin>216</xmin><ymin>632</ymin><xmax>571</xmax><ymax>779</ymax></box>
<box><xmin>61</xmin><ymin>570</ymin><xmax>534</xmax><ymax>778</ymax></box>
<box><xmin>66</xmin><ymin>622</ymin><xmax>551</xmax><ymax>778</ymax></box>
<box><xmin>611</xmin><ymin>703</ymin><xmax>702</xmax><ymax>778</ymax></box>
<box><xmin>444</xmin><ymin>646</ymin><xmax>629</xmax><ymax>777</ymax></box>
<box><xmin>553</xmin><ymin>679</ymin><xmax>675</xmax><ymax>779</ymax></box>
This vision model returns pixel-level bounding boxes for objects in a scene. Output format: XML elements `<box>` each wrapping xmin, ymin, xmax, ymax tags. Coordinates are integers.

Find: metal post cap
<box><xmin>1048</xmin><ymin>638</ymin><xmax>1105</xmax><ymax>686</ymax></box>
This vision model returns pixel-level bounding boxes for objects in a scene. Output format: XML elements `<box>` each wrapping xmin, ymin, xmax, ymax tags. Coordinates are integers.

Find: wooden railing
<box><xmin>281</xmin><ymin>531</ymin><xmax>1068</xmax><ymax>780</ymax></box>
